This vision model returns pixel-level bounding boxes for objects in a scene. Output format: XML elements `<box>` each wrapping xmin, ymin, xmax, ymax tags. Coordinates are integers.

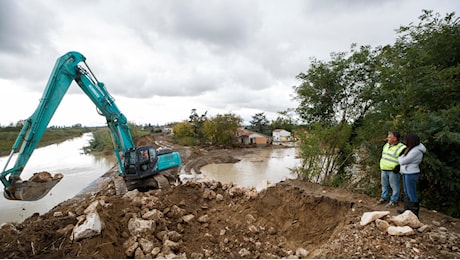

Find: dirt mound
<box><xmin>1</xmin><ymin>174</ymin><xmax>459</xmax><ymax>258</ymax></box>
<box><xmin>0</xmin><ymin>136</ymin><xmax>459</xmax><ymax>258</ymax></box>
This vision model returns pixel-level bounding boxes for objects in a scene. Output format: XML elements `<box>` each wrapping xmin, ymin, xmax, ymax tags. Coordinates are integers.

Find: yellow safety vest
<box><xmin>380</xmin><ymin>142</ymin><xmax>406</xmax><ymax>170</ymax></box>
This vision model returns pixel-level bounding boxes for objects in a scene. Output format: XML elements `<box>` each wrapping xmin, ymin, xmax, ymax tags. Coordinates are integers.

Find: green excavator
<box><xmin>0</xmin><ymin>51</ymin><xmax>181</xmax><ymax>201</ymax></box>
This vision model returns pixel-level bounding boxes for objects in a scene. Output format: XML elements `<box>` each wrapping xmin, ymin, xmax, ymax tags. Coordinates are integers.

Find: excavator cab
<box><xmin>123</xmin><ymin>146</ymin><xmax>158</xmax><ymax>177</ymax></box>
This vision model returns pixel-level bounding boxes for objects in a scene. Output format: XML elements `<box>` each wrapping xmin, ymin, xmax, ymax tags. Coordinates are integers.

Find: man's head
<box><xmin>387</xmin><ymin>131</ymin><xmax>401</xmax><ymax>145</ymax></box>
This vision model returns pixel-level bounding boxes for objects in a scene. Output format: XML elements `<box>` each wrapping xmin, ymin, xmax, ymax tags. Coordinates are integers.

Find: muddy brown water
<box><xmin>201</xmin><ymin>147</ymin><xmax>300</xmax><ymax>191</ymax></box>
<box><xmin>0</xmin><ymin>133</ymin><xmax>115</xmax><ymax>224</ymax></box>
<box><xmin>0</xmin><ymin>134</ymin><xmax>300</xmax><ymax>225</ymax></box>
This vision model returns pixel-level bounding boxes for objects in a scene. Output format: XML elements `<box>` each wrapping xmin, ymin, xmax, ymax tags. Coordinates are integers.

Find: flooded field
<box><xmin>201</xmin><ymin>147</ymin><xmax>300</xmax><ymax>191</ymax></box>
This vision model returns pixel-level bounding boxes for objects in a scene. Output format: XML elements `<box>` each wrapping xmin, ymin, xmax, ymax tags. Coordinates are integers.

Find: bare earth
<box><xmin>0</xmin><ymin>136</ymin><xmax>459</xmax><ymax>258</ymax></box>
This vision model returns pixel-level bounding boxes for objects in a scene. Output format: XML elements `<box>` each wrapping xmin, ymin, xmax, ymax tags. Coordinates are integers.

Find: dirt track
<box><xmin>0</xmin><ymin>136</ymin><xmax>459</xmax><ymax>258</ymax></box>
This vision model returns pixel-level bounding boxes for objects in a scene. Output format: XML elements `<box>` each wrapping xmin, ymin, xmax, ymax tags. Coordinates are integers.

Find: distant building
<box><xmin>236</xmin><ymin>127</ymin><xmax>270</xmax><ymax>145</ymax></box>
<box><xmin>272</xmin><ymin>129</ymin><xmax>292</xmax><ymax>143</ymax></box>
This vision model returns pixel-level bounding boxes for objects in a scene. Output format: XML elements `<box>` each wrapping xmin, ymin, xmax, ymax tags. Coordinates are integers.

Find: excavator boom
<box><xmin>1</xmin><ymin>51</ymin><xmax>181</xmax><ymax>201</ymax></box>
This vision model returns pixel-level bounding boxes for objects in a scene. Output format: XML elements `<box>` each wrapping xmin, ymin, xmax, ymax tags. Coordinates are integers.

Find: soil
<box><xmin>0</xmin><ymin>135</ymin><xmax>459</xmax><ymax>258</ymax></box>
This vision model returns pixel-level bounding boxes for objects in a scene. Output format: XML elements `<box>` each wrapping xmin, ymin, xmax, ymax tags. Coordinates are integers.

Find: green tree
<box><xmin>202</xmin><ymin>113</ymin><xmax>242</xmax><ymax>147</ymax></box>
<box><xmin>293</xmin><ymin>10</ymin><xmax>460</xmax><ymax>217</ymax></box>
<box><xmin>172</xmin><ymin>121</ymin><xmax>198</xmax><ymax>146</ymax></box>
<box><xmin>189</xmin><ymin>109</ymin><xmax>208</xmax><ymax>142</ymax></box>
<box><xmin>271</xmin><ymin>109</ymin><xmax>296</xmax><ymax>132</ymax></box>
<box><xmin>249</xmin><ymin>112</ymin><xmax>271</xmax><ymax>136</ymax></box>
<box><xmin>372</xmin><ymin>10</ymin><xmax>460</xmax><ymax>216</ymax></box>
<box><xmin>294</xmin><ymin>44</ymin><xmax>382</xmax><ymax>182</ymax></box>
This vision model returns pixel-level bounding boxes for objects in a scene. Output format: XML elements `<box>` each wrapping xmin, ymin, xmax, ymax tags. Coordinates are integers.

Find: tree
<box><xmin>188</xmin><ymin>109</ymin><xmax>208</xmax><ymax>142</ymax></box>
<box><xmin>372</xmin><ymin>10</ymin><xmax>460</xmax><ymax>216</ymax></box>
<box><xmin>271</xmin><ymin>109</ymin><xmax>296</xmax><ymax>132</ymax></box>
<box><xmin>293</xmin><ymin>10</ymin><xmax>460</xmax><ymax>217</ymax></box>
<box><xmin>202</xmin><ymin>113</ymin><xmax>242</xmax><ymax>146</ymax></box>
<box><xmin>249</xmin><ymin>112</ymin><xmax>271</xmax><ymax>135</ymax></box>
<box><xmin>172</xmin><ymin>121</ymin><xmax>198</xmax><ymax>146</ymax></box>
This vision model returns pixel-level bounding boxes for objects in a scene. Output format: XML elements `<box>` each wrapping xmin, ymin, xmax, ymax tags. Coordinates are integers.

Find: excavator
<box><xmin>0</xmin><ymin>51</ymin><xmax>181</xmax><ymax>201</ymax></box>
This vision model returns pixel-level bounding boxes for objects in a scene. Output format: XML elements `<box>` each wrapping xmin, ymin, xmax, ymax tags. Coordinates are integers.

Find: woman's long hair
<box><xmin>403</xmin><ymin>133</ymin><xmax>420</xmax><ymax>156</ymax></box>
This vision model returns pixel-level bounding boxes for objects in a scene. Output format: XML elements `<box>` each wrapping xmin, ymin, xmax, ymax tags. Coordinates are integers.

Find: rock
<box><xmin>123</xmin><ymin>189</ymin><xmax>139</xmax><ymax>200</ymax></box>
<box><xmin>375</xmin><ymin>219</ymin><xmax>390</xmax><ymax>231</ymax></box>
<box><xmin>182</xmin><ymin>214</ymin><xmax>195</xmax><ymax>223</ymax></box>
<box><xmin>53</xmin><ymin>211</ymin><xmax>64</xmax><ymax>217</ymax></box>
<box><xmin>166</xmin><ymin>230</ymin><xmax>182</xmax><ymax>242</ymax></box>
<box><xmin>151</xmin><ymin>247</ymin><xmax>161</xmax><ymax>257</ymax></box>
<box><xmin>246</xmin><ymin>214</ymin><xmax>256</xmax><ymax>223</ymax></box>
<box><xmin>198</xmin><ymin>214</ymin><xmax>209</xmax><ymax>223</ymax></box>
<box><xmin>168</xmin><ymin>205</ymin><xmax>186</xmax><ymax>218</ymax></box>
<box><xmin>163</xmin><ymin>239</ymin><xmax>181</xmax><ymax>252</ymax></box>
<box><xmin>128</xmin><ymin>217</ymin><xmax>155</xmax><ymax>237</ymax></box>
<box><xmin>142</xmin><ymin>209</ymin><xmax>163</xmax><ymax>221</ymax></box>
<box><xmin>71</xmin><ymin>212</ymin><xmax>103</xmax><ymax>241</ymax></box>
<box><xmin>417</xmin><ymin>224</ymin><xmax>432</xmax><ymax>233</ymax></box>
<box><xmin>134</xmin><ymin>247</ymin><xmax>145</xmax><ymax>259</ymax></box>
<box><xmin>296</xmin><ymin>247</ymin><xmax>309</xmax><ymax>258</ymax></box>
<box><xmin>124</xmin><ymin>240</ymin><xmax>139</xmax><ymax>258</ymax></box>
<box><xmin>360</xmin><ymin>211</ymin><xmax>390</xmax><ymax>226</ymax></box>
<box><xmin>239</xmin><ymin>248</ymin><xmax>251</xmax><ymax>257</ymax></box>
<box><xmin>57</xmin><ymin>224</ymin><xmax>74</xmax><ymax>236</ymax></box>
<box><xmin>387</xmin><ymin>226</ymin><xmax>415</xmax><ymax>236</ymax></box>
<box><xmin>84</xmin><ymin>200</ymin><xmax>100</xmax><ymax>214</ymax></box>
<box><xmin>138</xmin><ymin>237</ymin><xmax>154</xmax><ymax>253</ymax></box>
<box><xmin>389</xmin><ymin>211</ymin><xmax>422</xmax><ymax>228</ymax></box>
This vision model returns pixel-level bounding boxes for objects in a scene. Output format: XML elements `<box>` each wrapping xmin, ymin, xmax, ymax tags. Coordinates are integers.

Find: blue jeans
<box><xmin>380</xmin><ymin>170</ymin><xmax>400</xmax><ymax>202</ymax></box>
<box><xmin>403</xmin><ymin>173</ymin><xmax>419</xmax><ymax>202</ymax></box>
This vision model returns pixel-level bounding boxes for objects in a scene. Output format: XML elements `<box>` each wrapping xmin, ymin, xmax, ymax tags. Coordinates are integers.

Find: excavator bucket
<box><xmin>3</xmin><ymin>172</ymin><xmax>63</xmax><ymax>201</ymax></box>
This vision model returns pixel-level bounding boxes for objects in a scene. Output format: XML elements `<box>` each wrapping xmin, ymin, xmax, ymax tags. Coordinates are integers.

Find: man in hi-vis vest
<box><xmin>377</xmin><ymin>131</ymin><xmax>406</xmax><ymax>208</ymax></box>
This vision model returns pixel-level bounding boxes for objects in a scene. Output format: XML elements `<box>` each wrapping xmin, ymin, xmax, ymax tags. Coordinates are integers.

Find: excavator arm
<box><xmin>1</xmin><ymin>51</ymin><xmax>180</xmax><ymax>201</ymax></box>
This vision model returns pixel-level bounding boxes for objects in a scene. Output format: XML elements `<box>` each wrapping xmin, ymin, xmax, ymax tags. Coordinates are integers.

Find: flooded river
<box><xmin>0</xmin><ymin>133</ymin><xmax>115</xmax><ymax>224</ymax></box>
<box><xmin>0</xmin><ymin>135</ymin><xmax>300</xmax><ymax>225</ymax></box>
<box><xmin>201</xmin><ymin>147</ymin><xmax>300</xmax><ymax>191</ymax></box>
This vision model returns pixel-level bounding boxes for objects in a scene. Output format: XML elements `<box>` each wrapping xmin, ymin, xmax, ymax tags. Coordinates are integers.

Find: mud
<box><xmin>0</xmin><ymin>135</ymin><xmax>459</xmax><ymax>258</ymax></box>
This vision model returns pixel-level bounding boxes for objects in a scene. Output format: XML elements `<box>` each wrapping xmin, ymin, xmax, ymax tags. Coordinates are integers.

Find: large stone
<box><xmin>360</xmin><ymin>211</ymin><xmax>390</xmax><ymax>226</ymax></box>
<box><xmin>142</xmin><ymin>209</ymin><xmax>163</xmax><ymax>221</ymax></box>
<box><xmin>71</xmin><ymin>212</ymin><xmax>103</xmax><ymax>241</ymax></box>
<box><xmin>387</xmin><ymin>226</ymin><xmax>415</xmax><ymax>236</ymax></box>
<box><xmin>375</xmin><ymin>219</ymin><xmax>390</xmax><ymax>231</ymax></box>
<box><xmin>128</xmin><ymin>217</ymin><xmax>155</xmax><ymax>237</ymax></box>
<box><xmin>389</xmin><ymin>211</ymin><xmax>423</xmax><ymax>228</ymax></box>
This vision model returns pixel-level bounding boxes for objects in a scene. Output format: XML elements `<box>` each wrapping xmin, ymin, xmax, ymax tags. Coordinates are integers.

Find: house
<box><xmin>236</xmin><ymin>127</ymin><xmax>270</xmax><ymax>145</ymax></box>
<box><xmin>272</xmin><ymin>129</ymin><xmax>291</xmax><ymax>143</ymax></box>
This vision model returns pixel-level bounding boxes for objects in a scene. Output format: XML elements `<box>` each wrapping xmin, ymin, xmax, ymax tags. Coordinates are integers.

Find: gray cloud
<box><xmin>0</xmin><ymin>0</ymin><xmax>458</xmax><ymax>125</ymax></box>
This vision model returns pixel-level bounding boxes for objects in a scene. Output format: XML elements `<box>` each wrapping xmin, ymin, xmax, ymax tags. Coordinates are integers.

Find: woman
<box><xmin>397</xmin><ymin>133</ymin><xmax>426</xmax><ymax>217</ymax></box>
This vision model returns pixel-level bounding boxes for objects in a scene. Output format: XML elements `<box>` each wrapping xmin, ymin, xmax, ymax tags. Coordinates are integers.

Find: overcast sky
<box><xmin>0</xmin><ymin>0</ymin><xmax>458</xmax><ymax>127</ymax></box>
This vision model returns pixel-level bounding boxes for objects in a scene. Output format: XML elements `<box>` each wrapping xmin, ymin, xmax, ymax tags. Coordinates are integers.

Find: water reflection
<box><xmin>201</xmin><ymin>147</ymin><xmax>300</xmax><ymax>191</ymax></box>
<box><xmin>0</xmin><ymin>133</ymin><xmax>115</xmax><ymax>224</ymax></box>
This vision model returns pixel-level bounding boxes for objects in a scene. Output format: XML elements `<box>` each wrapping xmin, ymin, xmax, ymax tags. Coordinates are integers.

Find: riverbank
<box><xmin>0</xmin><ymin>135</ymin><xmax>459</xmax><ymax>258</ymax></box>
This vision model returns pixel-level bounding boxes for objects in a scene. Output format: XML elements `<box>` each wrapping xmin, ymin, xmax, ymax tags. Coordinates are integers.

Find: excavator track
<box><xmin>153</xmin><ymin>174</ymin><xmax>170</xmax><ymax>189</ymax></box>
<box><xmin>123</xmin><ymin>172</ymin><xmax>177</xmax><ymax>192</ymax></box>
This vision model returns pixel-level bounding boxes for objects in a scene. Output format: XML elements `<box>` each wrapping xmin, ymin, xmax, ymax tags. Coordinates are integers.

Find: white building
<box><xmin>272</xmin><ymin>129</ymin><xmax>291</xmax><ymax>142</ymax></box>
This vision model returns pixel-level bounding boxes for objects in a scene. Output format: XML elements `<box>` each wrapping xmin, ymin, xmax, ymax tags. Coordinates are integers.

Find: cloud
<box><xmin>0</xmin><ymin>0</ymin><xmax>458</xmax><ymax>126</ymax></box>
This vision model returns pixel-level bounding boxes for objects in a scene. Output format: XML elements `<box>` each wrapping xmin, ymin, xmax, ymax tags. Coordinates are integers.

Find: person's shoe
<box><xmin>376</xmin><ymin>198</ymin><xmax>388</xmax><ymax>205</ymax></box>
<box><xmin>397</xmin><ymin>209</ymin><xmax>406</xmax><ymax>214</ymax></box>
<box><xmin>385</xmin><ymin>201</ymin><xmax>398</xmax><ymax>208</ymax></box>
